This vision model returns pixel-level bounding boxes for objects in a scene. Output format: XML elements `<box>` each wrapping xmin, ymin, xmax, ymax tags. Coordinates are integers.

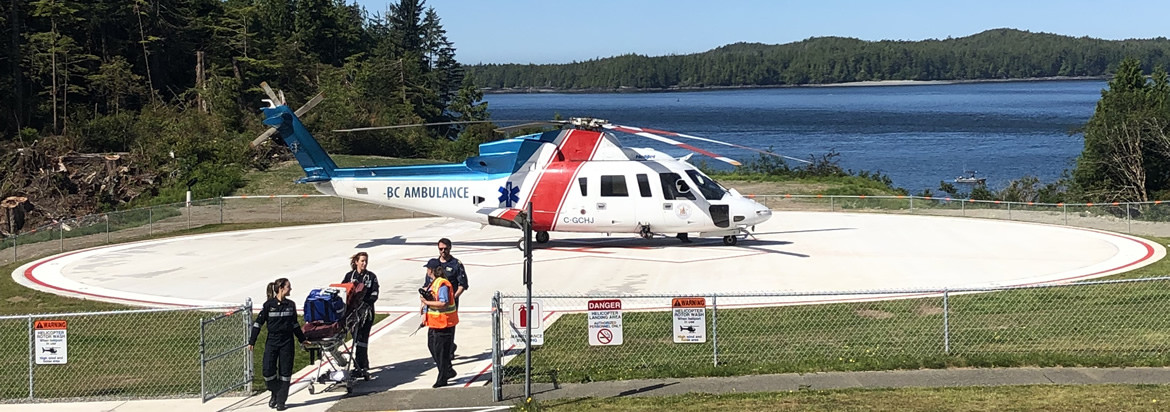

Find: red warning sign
<box><xmin>671</xmin><ymin>297</ymin><xmax>705</xmax><ymax>308</ymax></box>
<box><xmin>34</xmin><ymin>320</ymin><xmax>67</xmax><ymax>330</ymax></box>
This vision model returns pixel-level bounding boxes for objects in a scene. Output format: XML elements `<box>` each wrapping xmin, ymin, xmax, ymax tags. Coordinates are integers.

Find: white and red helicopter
<box><xmin>253</xmin><ymin>84</ymin><xmax>807</xmax><ymax>246</ymax></box>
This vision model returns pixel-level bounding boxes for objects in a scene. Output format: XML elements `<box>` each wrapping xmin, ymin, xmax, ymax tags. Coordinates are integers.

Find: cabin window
<box><xmin>658</xmin><ymin>173</ymin><xmax>695</xmax><ymax>200</ymax></box>
<box><xmin>685</xmin><ymin>170</ymin><xmax>728</xmax><ymax>200</ymax></box>
<box><xmin>636</xmin><ymin>174</ymin><xmax>652</xmax><ymax>197</ymax></box>
<box><xmin>600</xmin><ymin>175</ymin><xmax>629</xmax><ymax>197</ymax></box>
<box><xmin>578</xmin><ymin>177</ymin><xmax>588</xmax><ymax>196</ymax></box>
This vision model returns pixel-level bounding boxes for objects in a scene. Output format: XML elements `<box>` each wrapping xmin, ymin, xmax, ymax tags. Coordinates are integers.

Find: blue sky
<box><xmin>353</xmin><ymin>0</ymin><xmax>1170</xmax><ymax>65</ymax></box>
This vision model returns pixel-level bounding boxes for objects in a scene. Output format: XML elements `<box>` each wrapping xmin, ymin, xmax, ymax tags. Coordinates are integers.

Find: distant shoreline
<box><xmin>481</xmin><ymin>76</ymin><xmax>1108</xmax><ymax>94</ymax></box>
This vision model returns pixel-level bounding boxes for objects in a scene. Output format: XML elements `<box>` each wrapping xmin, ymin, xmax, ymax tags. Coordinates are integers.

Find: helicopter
<box><xmin>252</xmin><ymin>83</ymin><xmax>807</xmax><ymax>246</ymax></box>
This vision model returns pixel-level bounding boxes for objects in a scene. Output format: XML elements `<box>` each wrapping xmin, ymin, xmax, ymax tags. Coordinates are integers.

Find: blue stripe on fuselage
<box><xmin>331</xmin><ymin>163</ymin><xmax>510</xmax><ymax>181</ymax></box>
<box><xmin>326</xmin><ymin>131</ymin><xmax>555</xmax><ymax>182</ymax></box>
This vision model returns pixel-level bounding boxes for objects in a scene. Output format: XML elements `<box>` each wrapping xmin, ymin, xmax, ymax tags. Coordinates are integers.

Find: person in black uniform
<box><xmin>342</xmin><ymin>251</ymin><xmax>379</xmax><ymax>378</ymax></box>
<box><xmin>249</xmin><ymin>278</ymin><xmax>307</xmax><ymax>411</ymax></box>
<box><xmin>423</xmin><ymin>238</ymin><xmax>467</xmax><ymax>358</ymax></box>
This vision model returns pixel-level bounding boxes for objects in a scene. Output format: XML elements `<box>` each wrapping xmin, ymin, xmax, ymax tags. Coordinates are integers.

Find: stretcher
<box><xmin>302</xmin><ymin>283</ymin><xmax>373</xmax><ymax>395</ymax></box>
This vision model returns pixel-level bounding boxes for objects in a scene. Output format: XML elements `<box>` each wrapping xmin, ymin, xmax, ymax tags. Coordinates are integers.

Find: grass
<box><xmin>238</xmin><ymin>155</ymin><xmax>439</xmax><ymax>196</ymax></box>
<box><xmin>532</xmin><ymin>384</ymin><xmax>1170</xmax><ymax>411</ymax></box>
<box><xmin>504</xmin><ymin>237</ymin><xmax>1170</xmax><ymax>385</ymax></box>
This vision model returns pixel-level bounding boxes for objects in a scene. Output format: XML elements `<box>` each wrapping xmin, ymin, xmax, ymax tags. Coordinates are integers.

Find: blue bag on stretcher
<box><xmin>304</xmin><ymin>288</ymin><xmax>346</xmax><ymax>324</ymax></box>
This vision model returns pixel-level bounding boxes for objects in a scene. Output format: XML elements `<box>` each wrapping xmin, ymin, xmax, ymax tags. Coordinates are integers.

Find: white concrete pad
<box><xmin>9</xmin><ymin>212</ymin><xmax>1164</xmax><ymax>410</ymax></box>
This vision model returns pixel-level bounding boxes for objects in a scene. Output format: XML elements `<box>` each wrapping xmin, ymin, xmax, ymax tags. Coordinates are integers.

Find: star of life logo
<box><xmin>498</xmin><ymin>181</ymin><xmax>520</xmax><ymax>207</ymax></box>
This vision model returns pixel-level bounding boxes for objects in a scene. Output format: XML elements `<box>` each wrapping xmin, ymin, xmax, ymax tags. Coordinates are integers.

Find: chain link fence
<box><xmin>0</xmin><ymin>302</ymin><xmax>250</xmax><ymax>403</ymax></box>
<box><xmin>492</xmin><ymin>277</ymin><xmax>1170</xmax><ymax>401</ymax></box>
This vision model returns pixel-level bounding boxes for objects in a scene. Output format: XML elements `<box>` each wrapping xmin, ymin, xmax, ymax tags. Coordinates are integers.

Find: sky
<box><xmin>352</xmin><ymin>0</ymin><xmax>1170</xmax><ymax>65</ymax></box>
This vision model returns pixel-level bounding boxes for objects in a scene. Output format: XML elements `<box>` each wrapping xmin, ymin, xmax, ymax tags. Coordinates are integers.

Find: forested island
<box><xmin>467</xmin><ymin>29</ymin><xmax>1170</xmax><ymax>91</ymax></box>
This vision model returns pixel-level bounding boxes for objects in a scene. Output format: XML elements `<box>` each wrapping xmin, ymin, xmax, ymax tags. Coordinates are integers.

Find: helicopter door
<box><xmin>595</xmin><ymin>174</ymin><xmax>637</xmax><ymax>229</ymax></box>
<box><xmin>659</xmin><ymin>172</ymin><xmax>699</xmax><ymax>229</ymax></box>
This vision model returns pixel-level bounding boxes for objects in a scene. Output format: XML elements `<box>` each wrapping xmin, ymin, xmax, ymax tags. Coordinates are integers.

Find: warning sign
<box><xmin>672</xmin><ymin>297</ymin><xmax>706</xmax><ymax>343</ymax></box>
<box><xmin>587</xmin><ymin>299</ymin><xmax>622</xmax><ymax>346</ymax></box>
<box><xmin>34</xmin><ymin>320</ymin><xmax>68</xmax><ymax>365</ymax></box>
<box><xmin>509</xmin><ymin>301</ymin><xmax>544</xmax><ymax>346</ymax></box>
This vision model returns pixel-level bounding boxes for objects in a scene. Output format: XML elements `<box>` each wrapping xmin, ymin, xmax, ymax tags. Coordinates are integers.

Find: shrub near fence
<box><xmin>492</xmin><ymin>277</ymin><xmax>1170</xmax><ymax>400</ymax></box>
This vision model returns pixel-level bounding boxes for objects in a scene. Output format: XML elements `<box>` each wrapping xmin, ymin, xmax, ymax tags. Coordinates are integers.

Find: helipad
<box><xmin>12</xmin><ymin>211</ymin><xmax>1164</xmax><ymax>410</ymax></box>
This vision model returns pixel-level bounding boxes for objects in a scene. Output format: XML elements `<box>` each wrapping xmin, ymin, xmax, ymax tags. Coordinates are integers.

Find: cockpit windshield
<box><xmin>685</xmin><ymin>170</ymin><xmax>728</xmax><ymax>200</ymax></box>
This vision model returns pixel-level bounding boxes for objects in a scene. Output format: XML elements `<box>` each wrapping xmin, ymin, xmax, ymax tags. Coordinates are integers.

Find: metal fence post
<box><xmin>492</xmin><ymin>292</ymin><xmax>502</xmax><ymax>401</ymax></box>
<box><xmin>910</xmin><ymin>196</ymin><xmax>914</xmax><ymax>212</ymax></box>
<box><xmin>961</xmin><ymin>199</ymin><xmax>966</xmax><ymax>216</ymax></box>
<box><xmin>27</xmin><ymin>315</ymin><xmax>34</xmax><ymax>399</ymax></box>
<box><xmin>244</xmin><ymin>298</ymin><xmax>253</xmax><ymax>395</ymax></box>
<box><xmin>148</xmin><ymin>207</ymin><xmax>153</xmax><ymax>236</ymax></box>
<box><xmin>187</xmin><ymin>202</ymin><xmax>192</xmax><ymax>230</ymax></box>
<box><xmin>1007</xmin><ymin>202</ymin><xmax>1012</xmax><ymax>220</ymax></box>
<box><xmin>105</xmin><ymin>214</ymin><xmax>110</xmax><ymax>244</ymax></box>
<box><xmin>219</xmin><ymin>197</ymin><xmax>224</xmax><ymax>224</ymax></box>
<box><xmin>58</xmin><ymin>223</ymin><xmax>63</xmax><ymax>252</ymax></box>
<box><xmin>199</xmin><ymin>316</ymin><xmax>206</xmax><ymax>401</ymax></box>
<box><xmin>830</xmin><ymin>196</ymin><xmax>834</xmax><ymax>212</ymax></box>
<box><xmin>943</xmin><ymin>289</ymin><xmax>950</xmax><ymax>355</ymax></box>
<box><xmin>278</xmin><ymin>197</ymin><xmax>283</xmax><ymax>223</ymax></box>
<box><xmin>341</xmin><ymin>198</ymin><xmax>346</xmax><ymax>223</ymax></box>
<box><xmin>14</xmin><ymin>233</ymin><xmax>19</xmax><ymax>262</ymax></box>
<box><xmin>1063</xmin><ymin>203</ymin><xmax>1068</xmax><ymax>225</ymax></box>
<box><xmin>1126</xmin><ymin>203</ymin><xmax>1132</xmax><ymax>233</ymax></box>
<box><xmin>712</xmin><ymin>295</ymin><xmax>719</xmax><ymax>367</ymax></box>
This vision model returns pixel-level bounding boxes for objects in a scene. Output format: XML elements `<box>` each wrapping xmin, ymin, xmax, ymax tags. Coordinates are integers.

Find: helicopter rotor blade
<box><xmin>492</xmin><ymin>121</ymin><xmax>565</xmax><ymax>134</ymax></box>
<box><xmin>333</xmin><ymin>120</ymin><xmax>494</xmax><ymax>133</ymax></box>
<box><xmin>607</xmin><ymin>124</ymin><xmax>812</xmax><ymax>165</ymax></box>
<box><xmin>603</xmin><ymin>124</ymin><xmax>742</xmax><ymax>166</ymax></box>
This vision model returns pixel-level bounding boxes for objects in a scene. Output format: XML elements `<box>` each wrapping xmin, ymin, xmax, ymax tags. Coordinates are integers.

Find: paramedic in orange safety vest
<box><xmin>420</xmin><ymin>258</ymin><xmax>458</xmax><ymax>388</ymax></box>
<box><xmin>341</xmin><ymin>251</ymin><xmax>379</xmax><ymax>379</ymax></box>
<box><xmin>249</xmin><ymin>278</ymin><xmax>307</xmax><ymax>411</ymax></box>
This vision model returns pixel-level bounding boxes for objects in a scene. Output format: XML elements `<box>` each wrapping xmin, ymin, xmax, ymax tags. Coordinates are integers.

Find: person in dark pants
<box><xmin>423</xmin><ymin>238</ymin><xmax>467</xmax><ymax>358</ymax></box>
<box><xmin>342</xmin><ymin>251</ymin><xmax>379</xmax><ymax>378</ymax></box>
<box><xmin>249</xmin><ymin>278</ymin><xmax>307</xmax><ymax>411</ymax></box>
<box><xmin>420</xmin><ymin>259</ymin><xmax>459</xmax><ymax>387</ymax></box>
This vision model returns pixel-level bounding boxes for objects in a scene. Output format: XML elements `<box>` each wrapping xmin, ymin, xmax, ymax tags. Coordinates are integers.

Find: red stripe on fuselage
<box><xmin>529</xmin><ymin>130</ymin><xmax>604</xmax><ymax>231</ymax></box>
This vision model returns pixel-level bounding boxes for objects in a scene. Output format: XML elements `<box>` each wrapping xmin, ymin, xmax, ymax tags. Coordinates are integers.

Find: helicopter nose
<box><xmin>738</xmin><ymin>199</ymin><xmax>772</xmax><ymax>226</ymax></box>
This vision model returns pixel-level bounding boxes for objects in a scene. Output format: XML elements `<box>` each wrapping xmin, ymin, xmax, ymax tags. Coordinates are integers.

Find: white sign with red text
<box><xmin>587</xmin><ymin>299</ymin><xmax>623</xmax><ymax>346</ymax></box>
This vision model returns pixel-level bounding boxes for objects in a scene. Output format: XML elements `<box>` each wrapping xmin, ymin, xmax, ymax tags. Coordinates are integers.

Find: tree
<box><xmin>1073</xmin><ymin>58</ymin><xmax>1170</xmax><ymax>202</ymax></box>
<box><xmin>88</xmin><ymin>56</ymin><xmax>144</xmax><ymax>114</ymax></box>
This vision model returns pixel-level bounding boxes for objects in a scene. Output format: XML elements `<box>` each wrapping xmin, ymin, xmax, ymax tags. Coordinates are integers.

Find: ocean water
<box><xmin>483</xmin><ymin>80</ymin><xmax>1104</xmax><ymax>193</ymax></box>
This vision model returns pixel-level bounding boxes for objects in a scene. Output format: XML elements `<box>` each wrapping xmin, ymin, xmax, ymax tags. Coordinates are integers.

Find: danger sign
<box><xmin>587</xmin><ymin>299</ymin><xmax>622</xmax><ymax>346</ymax></box>
<box><xmin>34</xmin><ymin>319</ymin><xmax>68</xmax><ymax>364</ymax></box>
<box><xmin>672</xmin><ymin>297</ymin><xmax>706</xmax><ymax>343</ymax></box>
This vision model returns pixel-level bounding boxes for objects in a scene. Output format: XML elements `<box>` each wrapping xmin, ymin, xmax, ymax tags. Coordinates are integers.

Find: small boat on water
<box><xmin>954</xmin><ymin>170</ymin><xmax>986</xmax><ymax>184</ymax></box>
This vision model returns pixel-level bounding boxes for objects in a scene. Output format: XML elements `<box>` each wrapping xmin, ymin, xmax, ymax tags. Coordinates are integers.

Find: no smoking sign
<box><xmin>587</xmin><ymin>299</ymin><xmax>623</xmax><ymax>346</ymax></box>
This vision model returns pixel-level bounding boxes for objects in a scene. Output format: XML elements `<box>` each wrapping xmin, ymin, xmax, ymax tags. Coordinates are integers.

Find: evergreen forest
<box><xmin>468</xmin><ymin>29</ymin><xmax>1170</xmax><ymax>90</ymax></box>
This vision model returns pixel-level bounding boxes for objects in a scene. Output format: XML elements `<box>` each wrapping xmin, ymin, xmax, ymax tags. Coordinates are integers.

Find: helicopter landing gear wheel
<box><xmin>517</xmin><ymin>238</ymin><xmax>526</xmax><ymax>251</ymax></box>
<box><xmin>536</xmin><ymin>231</ymin><xmax>550</xmax><ymax>243</ymax></box>
<box><xmin>722</xmin><ymin>235</ymin><xmax>738</xmax><ymax>246</ymax></box>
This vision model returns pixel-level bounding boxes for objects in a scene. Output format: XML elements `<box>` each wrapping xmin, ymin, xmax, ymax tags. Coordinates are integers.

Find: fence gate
<box><xmin>199</xmin><ymin>301</ymin><xmax>253</xmax><ymax>403</ymax></box>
